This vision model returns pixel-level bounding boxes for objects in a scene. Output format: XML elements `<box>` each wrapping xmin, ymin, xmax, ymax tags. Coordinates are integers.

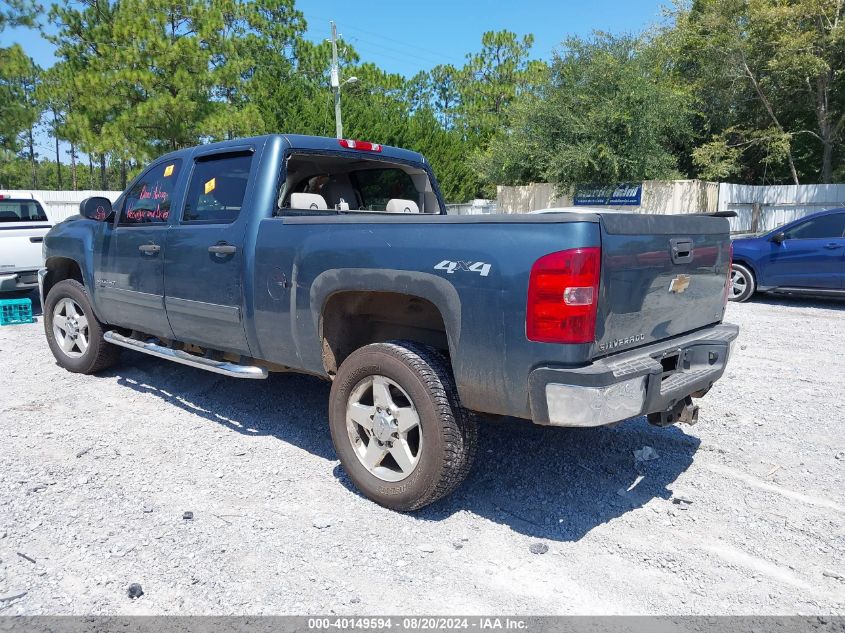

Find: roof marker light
<box><xmin>338</xmin><ymin>139</ymin><xmax>382</xmax><ymax>152</ymax></box>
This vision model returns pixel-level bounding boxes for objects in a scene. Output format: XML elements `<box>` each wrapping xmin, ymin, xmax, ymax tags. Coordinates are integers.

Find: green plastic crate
<box><xmin>0</xmin><ymin>298</ymin><xmax>34</xmax><ymax>325</ymax></box>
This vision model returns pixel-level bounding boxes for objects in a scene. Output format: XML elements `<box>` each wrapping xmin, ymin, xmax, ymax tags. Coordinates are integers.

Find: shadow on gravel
<box><xmin>111</xmin><ymin>354</ymin><xmax>336</xmax><ymax>461</ymax></box>
<box><xmin>109</xmin><ymin>350</ymin><xmax>699</xmax><ymax>543</ymax></box>
<box><xmin>409</xmin><ymin>415</ymin><xmax>699</xmax><ymax>542</ymax></box>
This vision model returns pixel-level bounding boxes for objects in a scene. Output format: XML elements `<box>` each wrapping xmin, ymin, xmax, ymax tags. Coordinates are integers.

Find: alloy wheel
<box><xmin>730</xmin><ymin>269</ymin><xmax>748</xmax><ymax>299</ymax></box>
<box><xmin>345</xmin><ymin>375</ymin><xmax>423</xmax><ymax>482</ymax></box>
<box><xmin>52</xmin><ymin>297</ymin><xmax>89</xmax><ymax>358</ymax></box>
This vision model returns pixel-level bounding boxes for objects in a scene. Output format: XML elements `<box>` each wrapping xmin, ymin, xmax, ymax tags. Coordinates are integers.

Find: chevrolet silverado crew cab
<box><xmin>0</xmin><ymin>192</ymin><xmax>52</xmax><ymax>293</ymax></box>
<box><xmin>39</xmin><ymin>134</ymin><xmax>738</xmax><ymax>511</ymax></box>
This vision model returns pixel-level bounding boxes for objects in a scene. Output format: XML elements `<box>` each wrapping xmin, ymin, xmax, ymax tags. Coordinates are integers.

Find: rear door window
<box><xmin>119</xmin><ymin>159</ymin><xmax>182</xmax><ymax>226</ymax></box>
<box><xmin>784</xmin><ymin>213</ymin><xmax>845</xmax><ymax>239</ymax></box>
<box><xmin>0</xmin><ymin>199</ymin><xmax>48</xmax><ymax>222</ymax></box>
<box><xmin>182</xmin><ymin>153</ymin><xmax>253</xmax><ymax>224</ymax></box>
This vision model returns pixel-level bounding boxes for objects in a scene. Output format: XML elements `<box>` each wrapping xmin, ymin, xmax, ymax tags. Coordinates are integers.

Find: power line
<box><xmin>347</xmin><ymin>37</ymin><xmax>448</xmax><ymax>71</ymax></box>
<box><xmin>300</xmin><ymin>11</ymin><xmax>465</xmax><ymax>68</ymax></box>
<box><xmin>335</xmin><ymin>21</ymin><xmax>463</xmax><ymax>64</ymax></box>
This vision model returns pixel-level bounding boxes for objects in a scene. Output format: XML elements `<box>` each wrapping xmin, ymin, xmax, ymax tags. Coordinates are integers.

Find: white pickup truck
<box><xmin>0</xmin><ymin>193</ymin><xmax>52</xmax><ymax>294</ymax></box>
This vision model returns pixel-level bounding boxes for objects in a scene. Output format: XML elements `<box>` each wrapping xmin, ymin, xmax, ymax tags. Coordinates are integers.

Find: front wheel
<box><xmin>729</xmin><ymin>263</ymin><xmax>756</xmax><ymax>302</ymax></box>
<box><xmin>328</xmin><ymin>341</ymin><xmax>477</xmax><ymax>512</ymax></box>
<box><xmin>44</xmin><ymin>279</ymin><xmax>121</xmax><ymax>374</ymax></box>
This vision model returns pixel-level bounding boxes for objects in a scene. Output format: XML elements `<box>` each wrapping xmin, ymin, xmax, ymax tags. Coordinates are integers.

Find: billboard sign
<box><xmin>573</xmin><ymin>183</ymin><xmax>642</xmax><ymax>206</ymax></box>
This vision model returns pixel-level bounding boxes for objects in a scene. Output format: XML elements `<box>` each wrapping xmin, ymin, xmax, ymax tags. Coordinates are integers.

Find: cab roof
<box><xmin>153</xmin><ymin>134</ymin><xmax>426</xmax><ymax>166</ymax></box>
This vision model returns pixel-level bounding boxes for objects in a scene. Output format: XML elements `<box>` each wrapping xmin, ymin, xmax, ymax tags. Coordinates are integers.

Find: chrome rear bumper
<box><xmin>529</xmin><ymin>323</ymin><xmax>739</xmax><ymax>427</ymax></box>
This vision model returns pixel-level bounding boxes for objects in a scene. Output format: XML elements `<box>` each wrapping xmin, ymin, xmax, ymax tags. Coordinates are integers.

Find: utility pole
<box><xmin>330</xmin><ymin>21</ymin><xmax>343</xmax><ymax>139</ymax></box>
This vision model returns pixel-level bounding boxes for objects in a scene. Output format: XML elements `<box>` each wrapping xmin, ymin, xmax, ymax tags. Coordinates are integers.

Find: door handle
<box><xmin>138</xmin><ymin>243</ymin><xmax>161</xmax><ymax>254</ymax></box>
<box><xmin>208</xmin><ymin>243</ymin><xmax>237</xmax><ymax>256</ymax></box>
<box><xmin>823</xmin><ymin>242</ymin><xmax>842</xmax><ymax>249</ymax></box>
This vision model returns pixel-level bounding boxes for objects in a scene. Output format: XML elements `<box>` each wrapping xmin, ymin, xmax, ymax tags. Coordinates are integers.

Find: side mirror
<box><xmin>770</xmin><ymin>231</ymin><xmax>786</xmax><ymax>244</ymax></box>
<box><xmin>80</xmin><ymin>196</ymin><xmax>114</xmax><ymax>222</ymax></box>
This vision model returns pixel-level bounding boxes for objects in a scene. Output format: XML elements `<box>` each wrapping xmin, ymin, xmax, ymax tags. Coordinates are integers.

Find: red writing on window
<box><xmin>126</xmin><ymin>182</ymin><xmax>171</xmax><ymax>222</ymax></box>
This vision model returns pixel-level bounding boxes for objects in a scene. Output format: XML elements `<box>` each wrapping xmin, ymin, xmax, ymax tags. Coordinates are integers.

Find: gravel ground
<box><xmin>1</xmin><ymin>292</ymin><xmax>843</xmax><ymax>615</ymax></box>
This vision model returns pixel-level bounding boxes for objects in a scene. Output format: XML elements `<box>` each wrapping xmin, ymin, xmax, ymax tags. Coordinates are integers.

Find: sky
<box><xmin>1</xmin><ymin>0</ymin><xmax>666</xmax><ymax>162</ymax></box>
<box><xmin>294</xmin><ymin>0</ymin><xmax>667</xmax><ymax>77</ymax></box>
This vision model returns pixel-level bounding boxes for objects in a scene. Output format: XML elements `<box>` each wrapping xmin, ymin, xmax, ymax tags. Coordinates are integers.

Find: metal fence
<box><xmin>497</xmin><ymin>181</ymin><xmax>845</xmax><ymax>233</ymax></box>
<box><xmin>718</xmin><ymin>183</ymin><xmax>845</xmax><ymax>233</ymax></box>
<box><xmin>496</xmin><ymin>180</ymin><xmax>719</xmax><ymax>215</ymax></box>
<box><xmin>445</xmin><ymin>199</ymin><xmax>498</xmax><ymax>215</ymax></box>
<box><xmin>1</xmin><ymin>189</ymin><xmax>121</xmax><ymax>223</ymax></box>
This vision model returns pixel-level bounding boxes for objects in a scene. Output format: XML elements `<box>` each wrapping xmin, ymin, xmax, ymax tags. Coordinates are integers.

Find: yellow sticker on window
<box><xmin>163</xmin><ymin>164</ymin><xmax>174</xmax><ymax>177</ymax></box>
<box><xmin>204</xmin><ymin>177</ymin><xmax>216</xmax><ymax>194</ymax></box>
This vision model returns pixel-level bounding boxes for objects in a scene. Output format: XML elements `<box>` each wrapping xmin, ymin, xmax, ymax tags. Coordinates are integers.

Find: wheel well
<box><xmin>44</xmin><ymin>257</ymin><xmax>83</xmax><ymax>298</ymax></box>
<box><xmin>732</xmin><ymin>258</ymin><xmax>757</xmax><ymax>279</ymax></box>
<box><xmin>321</xmin><ymin>291</ymin><xmax>449</xmax><ymax>376</ymax></box>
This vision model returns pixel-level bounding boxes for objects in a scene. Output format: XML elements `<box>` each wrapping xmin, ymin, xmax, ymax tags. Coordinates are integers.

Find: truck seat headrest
<box><xmin>291</xmin><ymin>192</ymin><xmax>328</xmax><ymax>210</ymax></box>
<box><xmin>385</xmin><ymin>198</ymin><xmax>419</xmax><ymax>214</ymax></box>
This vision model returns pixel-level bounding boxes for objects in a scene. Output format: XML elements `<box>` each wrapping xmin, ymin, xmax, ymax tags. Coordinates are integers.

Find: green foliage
<box><xmin>1</xmin><ymin>157</ymin><xmax>65</xmax><ymax>189</ymax></box>
<box><xmin>43</xmin><ymin>0</ymin><xmax>307</xmax><ymax>168</ymax></box>
<box><xmin>0</xmin><ymin>0</ymin><xmax>40</xmax><ymax>31</ymax></box>
<box><xmin>477</xmin><ymin>32</ymin><xmax>693</xmax><ymax>189</ymax></box>
<box><xmin>9</xmin><ymin>0</ymin><xmax>845</xmax><ymax>201</ymax></box>
<box><xmin>458</xmin><ymin>31</ymin><xmax>546</xmax><ymax>141</ymax></box>
<box><xmin>673</xmin><ymin>0</ymin><xmax>845</xmax><ymax>184</ymax></box>
<box><xmin>0</xmin><ymin>43</ymin><xmax>41</xmax><ymax>187</ymax></box>
<box><xmin>0</xmin><ymin>43</ymin><xmax>39</xmax><ymax>153</ymax></box>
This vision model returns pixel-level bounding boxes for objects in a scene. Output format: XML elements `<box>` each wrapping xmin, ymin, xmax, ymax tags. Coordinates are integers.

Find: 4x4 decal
<box><xmin>434</xmin><ymin>260</ymin><xmax>492</xmax><ymax>277</ymax></box>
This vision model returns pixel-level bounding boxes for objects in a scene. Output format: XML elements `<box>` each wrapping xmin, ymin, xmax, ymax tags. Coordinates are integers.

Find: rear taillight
<box><xmin>526</xmin><ymin>247</ymin><xmax>601</xmax><ymax>344</ymax></box>
<box><xmin>338</xmin><ymin>139</ymin><xmax>382</xmax><ymax>152</ymax></box>
<box><xmin>723</xmin><ymin>242</ymin><xmax>733</xmax><ymax>306</ymax></box>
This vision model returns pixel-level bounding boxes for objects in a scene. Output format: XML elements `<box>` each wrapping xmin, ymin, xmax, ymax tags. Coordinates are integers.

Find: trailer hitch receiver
<box><xmin>648</xmin><ymin>397</ymin><xmax>699</xmax><ymax>427</ymax></box>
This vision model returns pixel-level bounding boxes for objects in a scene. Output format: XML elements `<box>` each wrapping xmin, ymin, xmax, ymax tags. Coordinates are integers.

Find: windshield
<box><xmin>0</xmin><ymin>199</ymin><xmax>49</xmax><ymax>222</ymax></box>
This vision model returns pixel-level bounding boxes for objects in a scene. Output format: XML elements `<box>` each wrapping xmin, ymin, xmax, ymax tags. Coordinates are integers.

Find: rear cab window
<box><xmin>0</xmin><ymin>198</ymin><xmax>49</xmax><ymax>223</ymax></box>
<box><xmin>280</xmin><ymin>153</ymin><xmax>442</xmax><ymax>215</ymax></box>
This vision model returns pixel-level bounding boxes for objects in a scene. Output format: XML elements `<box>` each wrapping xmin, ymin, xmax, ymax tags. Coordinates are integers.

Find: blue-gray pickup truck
<box><xmin>39</xmin><ymin>134</ymin><xmax>738</xmax><ymax>510</ymax></box>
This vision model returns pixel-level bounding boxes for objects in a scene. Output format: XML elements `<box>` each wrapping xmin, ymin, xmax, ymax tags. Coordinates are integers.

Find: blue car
<box><xmin>730</xmin><ymin>208</ymin><xmax>845</xmax><ymax>301</ymax></box>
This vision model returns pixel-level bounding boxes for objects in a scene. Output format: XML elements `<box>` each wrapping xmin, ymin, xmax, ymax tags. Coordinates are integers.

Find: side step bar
<box><xmin>104</xmin><ymin>331</ymin><xmax>268</xmax><ymax>379</ymax></box>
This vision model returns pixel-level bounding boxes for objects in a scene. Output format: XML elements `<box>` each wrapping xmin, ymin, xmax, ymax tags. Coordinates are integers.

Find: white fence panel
<box><xmin>446</xmin><ymin>199</ymin><xmax>498</xmax><ymax>215</ymax></box>
<box><xmin>719</xmin><ymin>183</ymin><xmax>845</xmax><ymax>233</ymax></box>
<box><xmin>497</xmin><ymin>180</ymin><xmax>719</xmax><ymax>214</ymax></box>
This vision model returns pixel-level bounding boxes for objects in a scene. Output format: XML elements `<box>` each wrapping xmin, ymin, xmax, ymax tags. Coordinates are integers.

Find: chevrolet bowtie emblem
<box><xmin>669</xmin><ymin>274</ymin><xmax>691</xmax><ymax>293</ymax></box>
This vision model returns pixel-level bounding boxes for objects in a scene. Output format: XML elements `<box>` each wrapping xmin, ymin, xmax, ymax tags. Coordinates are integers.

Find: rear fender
<box><xmin>310</xmin><ymin>268</ymin><xmax>462</xmax><ymax>363</ymax></box>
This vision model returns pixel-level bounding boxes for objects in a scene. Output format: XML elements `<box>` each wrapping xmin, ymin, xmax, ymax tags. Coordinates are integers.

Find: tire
<box><xmin>729</xmin><ymin>263</ymin><xmax>756</xmax><ymax>302</ymax></box>
<box><xmin>44</xmin><ymin>279</ymin><xmax>121</xmax><ymax>374</ymax></box>
<box><xmin>329</xmin><ymin>341</ymin><xmax>478</xmax><ymax>512</ymax></box>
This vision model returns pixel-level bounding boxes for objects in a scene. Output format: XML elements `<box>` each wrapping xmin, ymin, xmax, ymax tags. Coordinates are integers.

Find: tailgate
<box><xmin>594</xmin><ymin>213</ymin><xmax>730</xmax><ymax>357</ymax></box>
<box><xmin>0</xmin><ymin>223</ymin><xmax>51</xmax><ymax>273</ymax></box>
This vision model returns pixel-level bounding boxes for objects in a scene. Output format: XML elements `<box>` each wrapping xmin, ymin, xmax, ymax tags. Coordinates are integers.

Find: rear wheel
<box><xmin>44</xmin><ymin>279</ymin><xmax>121</xmax><ymax>373</ymax></box>
<box><xmin>729</xmin><ymin>263</ymin><xmax>756</xmax><ymax>302</ymax></box>
<box><xmin>328</xmin><ymin>341</ymin><xmax>477</xmax><ymax>511</ymax></box>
